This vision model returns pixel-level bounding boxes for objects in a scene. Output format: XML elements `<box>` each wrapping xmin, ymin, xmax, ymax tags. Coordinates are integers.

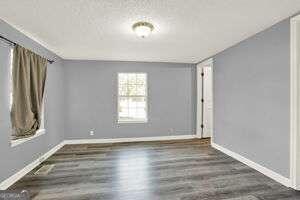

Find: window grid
<box><xmin>118</xmin><ymin>73</ymin><xmax>147</xmax><ymax>123</ymax></box>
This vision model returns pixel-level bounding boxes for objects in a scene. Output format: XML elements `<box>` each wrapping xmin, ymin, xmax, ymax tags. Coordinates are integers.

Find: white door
<box><xmin>202</xmin><ymin>66</ymin><xmax>213</xmax><ymax>138</ymax></box>
<box><xmin>196</xmin><ymin>64</ymin><xmax>203</xmax><ymax>137</ymax></box>
<box><xmin>196</xmin><ymin>59</ymin><xmax>213</xmax><ymax>138</ymax></box>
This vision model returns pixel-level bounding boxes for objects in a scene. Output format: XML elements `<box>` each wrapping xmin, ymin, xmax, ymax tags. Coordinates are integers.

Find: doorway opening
<box><xmin>197</xmin><ymin>58</ymin><xmax>213</xmax><ymax>139</ymax></box>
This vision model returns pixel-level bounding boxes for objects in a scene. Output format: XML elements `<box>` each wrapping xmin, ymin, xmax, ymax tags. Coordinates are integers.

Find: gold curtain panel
<box><xmin>10</xmin><ymin>45</ymin><xmax>47</xmax><ymax>139</ymax></box>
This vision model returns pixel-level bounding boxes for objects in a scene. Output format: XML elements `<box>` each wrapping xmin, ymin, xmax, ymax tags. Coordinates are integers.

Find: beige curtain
<box><xmin>11</xmin><ymin>45</ymin><xmax>47</xmax><ymax>139</ymax></box>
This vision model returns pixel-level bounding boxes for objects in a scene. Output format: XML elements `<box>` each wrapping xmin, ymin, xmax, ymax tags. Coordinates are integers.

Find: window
<box><xmin>118</xmin><ymin>73</ymin><xmax>147</xmax><ymax>123</ymax></box>
<box><xmin>9</xmin><ymin>48</ymin><xmax>45</xmax><ymax>146</ymax></box>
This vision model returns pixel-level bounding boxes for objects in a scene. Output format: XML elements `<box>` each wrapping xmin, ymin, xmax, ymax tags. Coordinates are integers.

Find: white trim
<box><xmin>1</xmin><ymin>134</ymin><xmax>292</xmax><ymax>191</ymax></box>
<box><xmin>202</xmin><ymin>58</ymin><xmax>213</xmax><ymax>66</ymax></box>
<box><xmin>196</xmin><ymin>58</ymin><xmax>214</xmax><ymax>141</ymax></box>
<box><xmin>0</xmin><ymin>141</ymin><xmax>64</xmax><ymax>190</ymax></box>
<box><xmin>211</xmin><ymin>61</ymin><xmax>214</xmax><ymax>144</ymax></box>
<box><xmin>212</xmin><ymin>142</ymin><xmax>291</xmax><ymax>188</ymax></box>
<box><xmin>9</xmin><ymin>47</ymin><xmax>46</xmax><ymax>147</ymax></box>
<box><xmin>64</xmin><ymin>135</ymin><xmax>197</xmax><ymax>145</ymax></box>
<box><xmin>1</xmin><ymin>135</ymin><xmax>197</xmax><ymax>190</ymax></box>
<box><xmin>290</xmin><ymin>15</ymin><xmax>300</xmax><ymax>190</ymax></box>
<box><xmin>194</xmin><ymin>134</ymin><xmax>202</xmax><ymax>139</ymax></box>
<box><xmin>196</xmin><ymin>63</ymin><xmax>203</xmax><ymax>137</ymax></box>
<box><xmin>290</xmin><ymin>16</ymin><xmax>297</xmax><ymax>190</ymax></box>
<box><xmin>117</xmin><ymin>118</ymin><xmax>148</xmax><ymax>124</ymax></box>
<box><xmin>292</xmin><ymin>14</ymin><xmax>300</xmax><ymax>21</ymax></box>
<box><xmin>11</xmin><ymin>129</ymin><xmax>46</xmax><ymax>147</ymax></box>
<box><xmin>117</xmin><ymin>73</ymin><xmax>148</xmax><ymax>123</ymax></box>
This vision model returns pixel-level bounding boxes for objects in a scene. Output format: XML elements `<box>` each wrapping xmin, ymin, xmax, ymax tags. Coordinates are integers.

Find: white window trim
<box><xmin>9</xmin><ymin>47</ymin><xmax>46</xmax><ymax>147</ymax></box>
<box><xmin>117</xmin><ymin>72</ymin><xmax>148</xmax><ymax>124</ymax></box>
<box><xmin>11</xmin><ymin>129</ymin><xmax>46</xmax><ymax>147</ymax></box>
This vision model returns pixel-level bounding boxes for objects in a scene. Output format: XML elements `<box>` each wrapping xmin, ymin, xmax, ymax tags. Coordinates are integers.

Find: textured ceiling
<box><xmin>0</xmin><ymin>0</ymin><xmax>300</xmax><ymax>63</ymax></box>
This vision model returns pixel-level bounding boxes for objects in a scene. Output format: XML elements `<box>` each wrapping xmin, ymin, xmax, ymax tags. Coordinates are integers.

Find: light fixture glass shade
<box><xmin>132</xmin><ymin>22</ymin><xmax>154</xmax><ymax>38</ymax></box>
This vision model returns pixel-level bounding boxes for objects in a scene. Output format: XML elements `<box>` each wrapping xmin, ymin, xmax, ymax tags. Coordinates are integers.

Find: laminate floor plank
<box><xmin>8</xmin><ymin>139</ymin><xmax>300</xmax><ymax>199</ymax></box>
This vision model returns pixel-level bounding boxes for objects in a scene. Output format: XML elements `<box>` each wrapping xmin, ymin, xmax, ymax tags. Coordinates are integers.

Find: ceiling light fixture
<box><xmin>132</xmin><ymin>22</ymin><xmax>154</xmax><ymax>38</ymax></box>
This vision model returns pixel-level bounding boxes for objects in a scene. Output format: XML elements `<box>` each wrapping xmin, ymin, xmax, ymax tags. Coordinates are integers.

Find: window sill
<box><xmin>117</xmin><ymin>120</ymin><xmax>148</xmax><ymax>124</ymax></box>
<box><xmin>11</xmin><ymin>129</ymin><xmax>46</xmax><ymax>147</ymax></box>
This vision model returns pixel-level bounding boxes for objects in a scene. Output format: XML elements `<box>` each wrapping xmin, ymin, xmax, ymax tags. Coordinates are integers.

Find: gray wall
<box><xmin>63</xmin><ymin>60</ymin><xmax>196</xmax><ymax>139</ymax></box>
<box><xmin>0</xmin><ymin>19</ymin><xmax>65</xmax><ymax>183</ymax></box>
<box><xmin>0</xmin><ymin>11</ymin><xmax>292</xmax><ymax>185</ymax></box>
<box><xmin>213</xmin><ymin>19</ymin><xmax>290</xmax><ymax>178</ymax></box>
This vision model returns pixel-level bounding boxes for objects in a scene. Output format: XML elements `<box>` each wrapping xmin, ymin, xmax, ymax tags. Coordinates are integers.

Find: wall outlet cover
<box><xmin>90</xmin><ymin>130</ymin><xmax>94</xmax><ymax>136</ymax></box>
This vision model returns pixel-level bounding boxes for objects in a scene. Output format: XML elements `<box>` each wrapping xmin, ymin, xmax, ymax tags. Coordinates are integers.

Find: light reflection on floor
<box><xmin>117</xmin><ymin>150</ymin><xmax>151</xmax><ymax>197</ymax></box>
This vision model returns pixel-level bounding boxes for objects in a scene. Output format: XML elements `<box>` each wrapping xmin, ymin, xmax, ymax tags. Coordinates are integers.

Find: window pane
<box><xmin>136</xmin><ymin>108</ymin><xmax>146</xmax><ymax>119</ymax></box>
<box><xmin>119</xmin><ymin>73</ymin><xmax>128</xmax><ymax>85</ymax></box>
<box><xmin>127</xmin><ymin>74</ymin><xmax>136</xmax><ymax>85</ymax></box>
<box><xmin>136</xmin><ymin>84</ymin><xmax>146</xmax><ymax>96</ymax></box>
<box><xmin>128</xmin><ymin>107</ymin><xmax>137</xmax><ymax>119</ymax></box>
<box><xmin>128</xmin><ymin>97</ymin><xmax>146</xmax><ymax>108</ymax></box>
<box><xmin>119</xmin><ymin>108</ymin><xmax>129</xmax><ymax>119</ymax></box>
<box><xmin>118</xmin><ymin>84</ymin><xmax>128</xmax><ymax>96</ymax></box>
<box><xmin>118</xmin><ymin>73</ymin><xmax>147</xmax><ymax>122</ymax></box>
<box><xmin>119</xmin><ymin>97</ymin><xmax>128</xmax><ymax>109</ymax></box>
<box><xmin>127</xmin><ymin>84</ymin><xmax>137</xmax><ymax>96</ymax></box>
<box><xmin>136</xmin><ymin>97</ymin><xmax>146</xmax><ymax>108</ymax></box>
<box><xmin>119</xmin><ymin>96</ymin><xmax>129</xmax><ymax>119</ymax></box>
<box><xmin>136</xmin><ymin>74</ymin><xmax>146</xmax><ymax>85</ymax></box>
<box><xmin>128</xmin><ymin>97</ymin><xmax>137</xmax><ymax>108</ymax></box>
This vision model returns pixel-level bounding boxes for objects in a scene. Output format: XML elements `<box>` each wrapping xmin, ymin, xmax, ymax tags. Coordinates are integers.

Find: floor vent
<box><xmin>34</xmin><ymin>164</ymin><xmax>55</xmax><ymax>175</ymax></box>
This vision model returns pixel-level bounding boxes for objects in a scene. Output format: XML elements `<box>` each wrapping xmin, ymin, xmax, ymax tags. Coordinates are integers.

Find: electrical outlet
<box><xmin>169</xmin><ymin>128</ymin><xmax>174</xmax><ymax>134</ymax></box>
<box><xmin>90</xmin><ymin>130</ymin><xmax>94</xmax><ymax>136</ymax></box>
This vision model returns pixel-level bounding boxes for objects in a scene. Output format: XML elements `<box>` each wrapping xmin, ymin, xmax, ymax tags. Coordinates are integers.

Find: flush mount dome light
<box><xmin>132</xmin><ymin>22</ymin><xmax>154</xmax><ymax>38</ymax></box>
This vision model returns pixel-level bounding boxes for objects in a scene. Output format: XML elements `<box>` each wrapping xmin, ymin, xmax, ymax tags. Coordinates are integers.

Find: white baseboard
<box><xmin>195</xmin><ymin>134</ymin><xmax>202</xmax><ymax>139</ymax></box>
<box><xmin>0</xmin><ymin>141</ymin><xmax>64</xmax><ymax>190</ymax></box>
<box><xmin>0</xmin><ymin>135</ymin><xmax>198</xmax><ymax>190</ymax></box>
<box><xmin>1</xmin><ymin>137</ymin><xmax>290</xmax><ymax>190</ymax></box>
<box><xmin>64</xmin><ymin>135</ymin><xmax>197</xmax><ymax>145</ymax></box>
<box><xmin>211</xmin><ymin>142</ymin><xmax>291</xmax><ymax>187</ymax></box>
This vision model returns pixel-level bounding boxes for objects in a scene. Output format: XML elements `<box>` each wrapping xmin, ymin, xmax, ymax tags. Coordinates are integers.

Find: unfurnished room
<box><xmin>2</xmin><ymin>1</ymin><xmax>300</xmax><ymax>200</ymax></box>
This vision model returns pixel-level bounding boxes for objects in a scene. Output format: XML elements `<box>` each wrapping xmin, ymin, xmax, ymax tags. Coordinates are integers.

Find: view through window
<box><xmin>118</xmin><ymin>73</ymin><xmax>147</xmax><ymax>122</ymax></box>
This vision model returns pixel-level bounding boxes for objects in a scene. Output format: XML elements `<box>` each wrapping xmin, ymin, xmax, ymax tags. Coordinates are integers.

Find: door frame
<box><xmin>290</xmin><ymin>14</ymin><xmax>300</xmax><ymax>190</ymax></box>
<box><xmin>196</xmin><ymin>58</ymin><xmax>214</xmax><ymax>140</ymax></box>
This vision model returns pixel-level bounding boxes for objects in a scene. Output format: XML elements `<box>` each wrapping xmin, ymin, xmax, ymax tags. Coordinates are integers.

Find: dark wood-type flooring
<box><xmin>9</xmin><ymin>139</ymin><xmax>300</xmax><ymax>200</ymax></box>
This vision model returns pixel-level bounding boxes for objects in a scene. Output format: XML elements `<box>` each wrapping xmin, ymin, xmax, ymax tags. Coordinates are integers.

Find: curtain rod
<box><xmin>0</xmin><ymin>35</ymin><xmax>54</xmax><ymax>64</ymax></box>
